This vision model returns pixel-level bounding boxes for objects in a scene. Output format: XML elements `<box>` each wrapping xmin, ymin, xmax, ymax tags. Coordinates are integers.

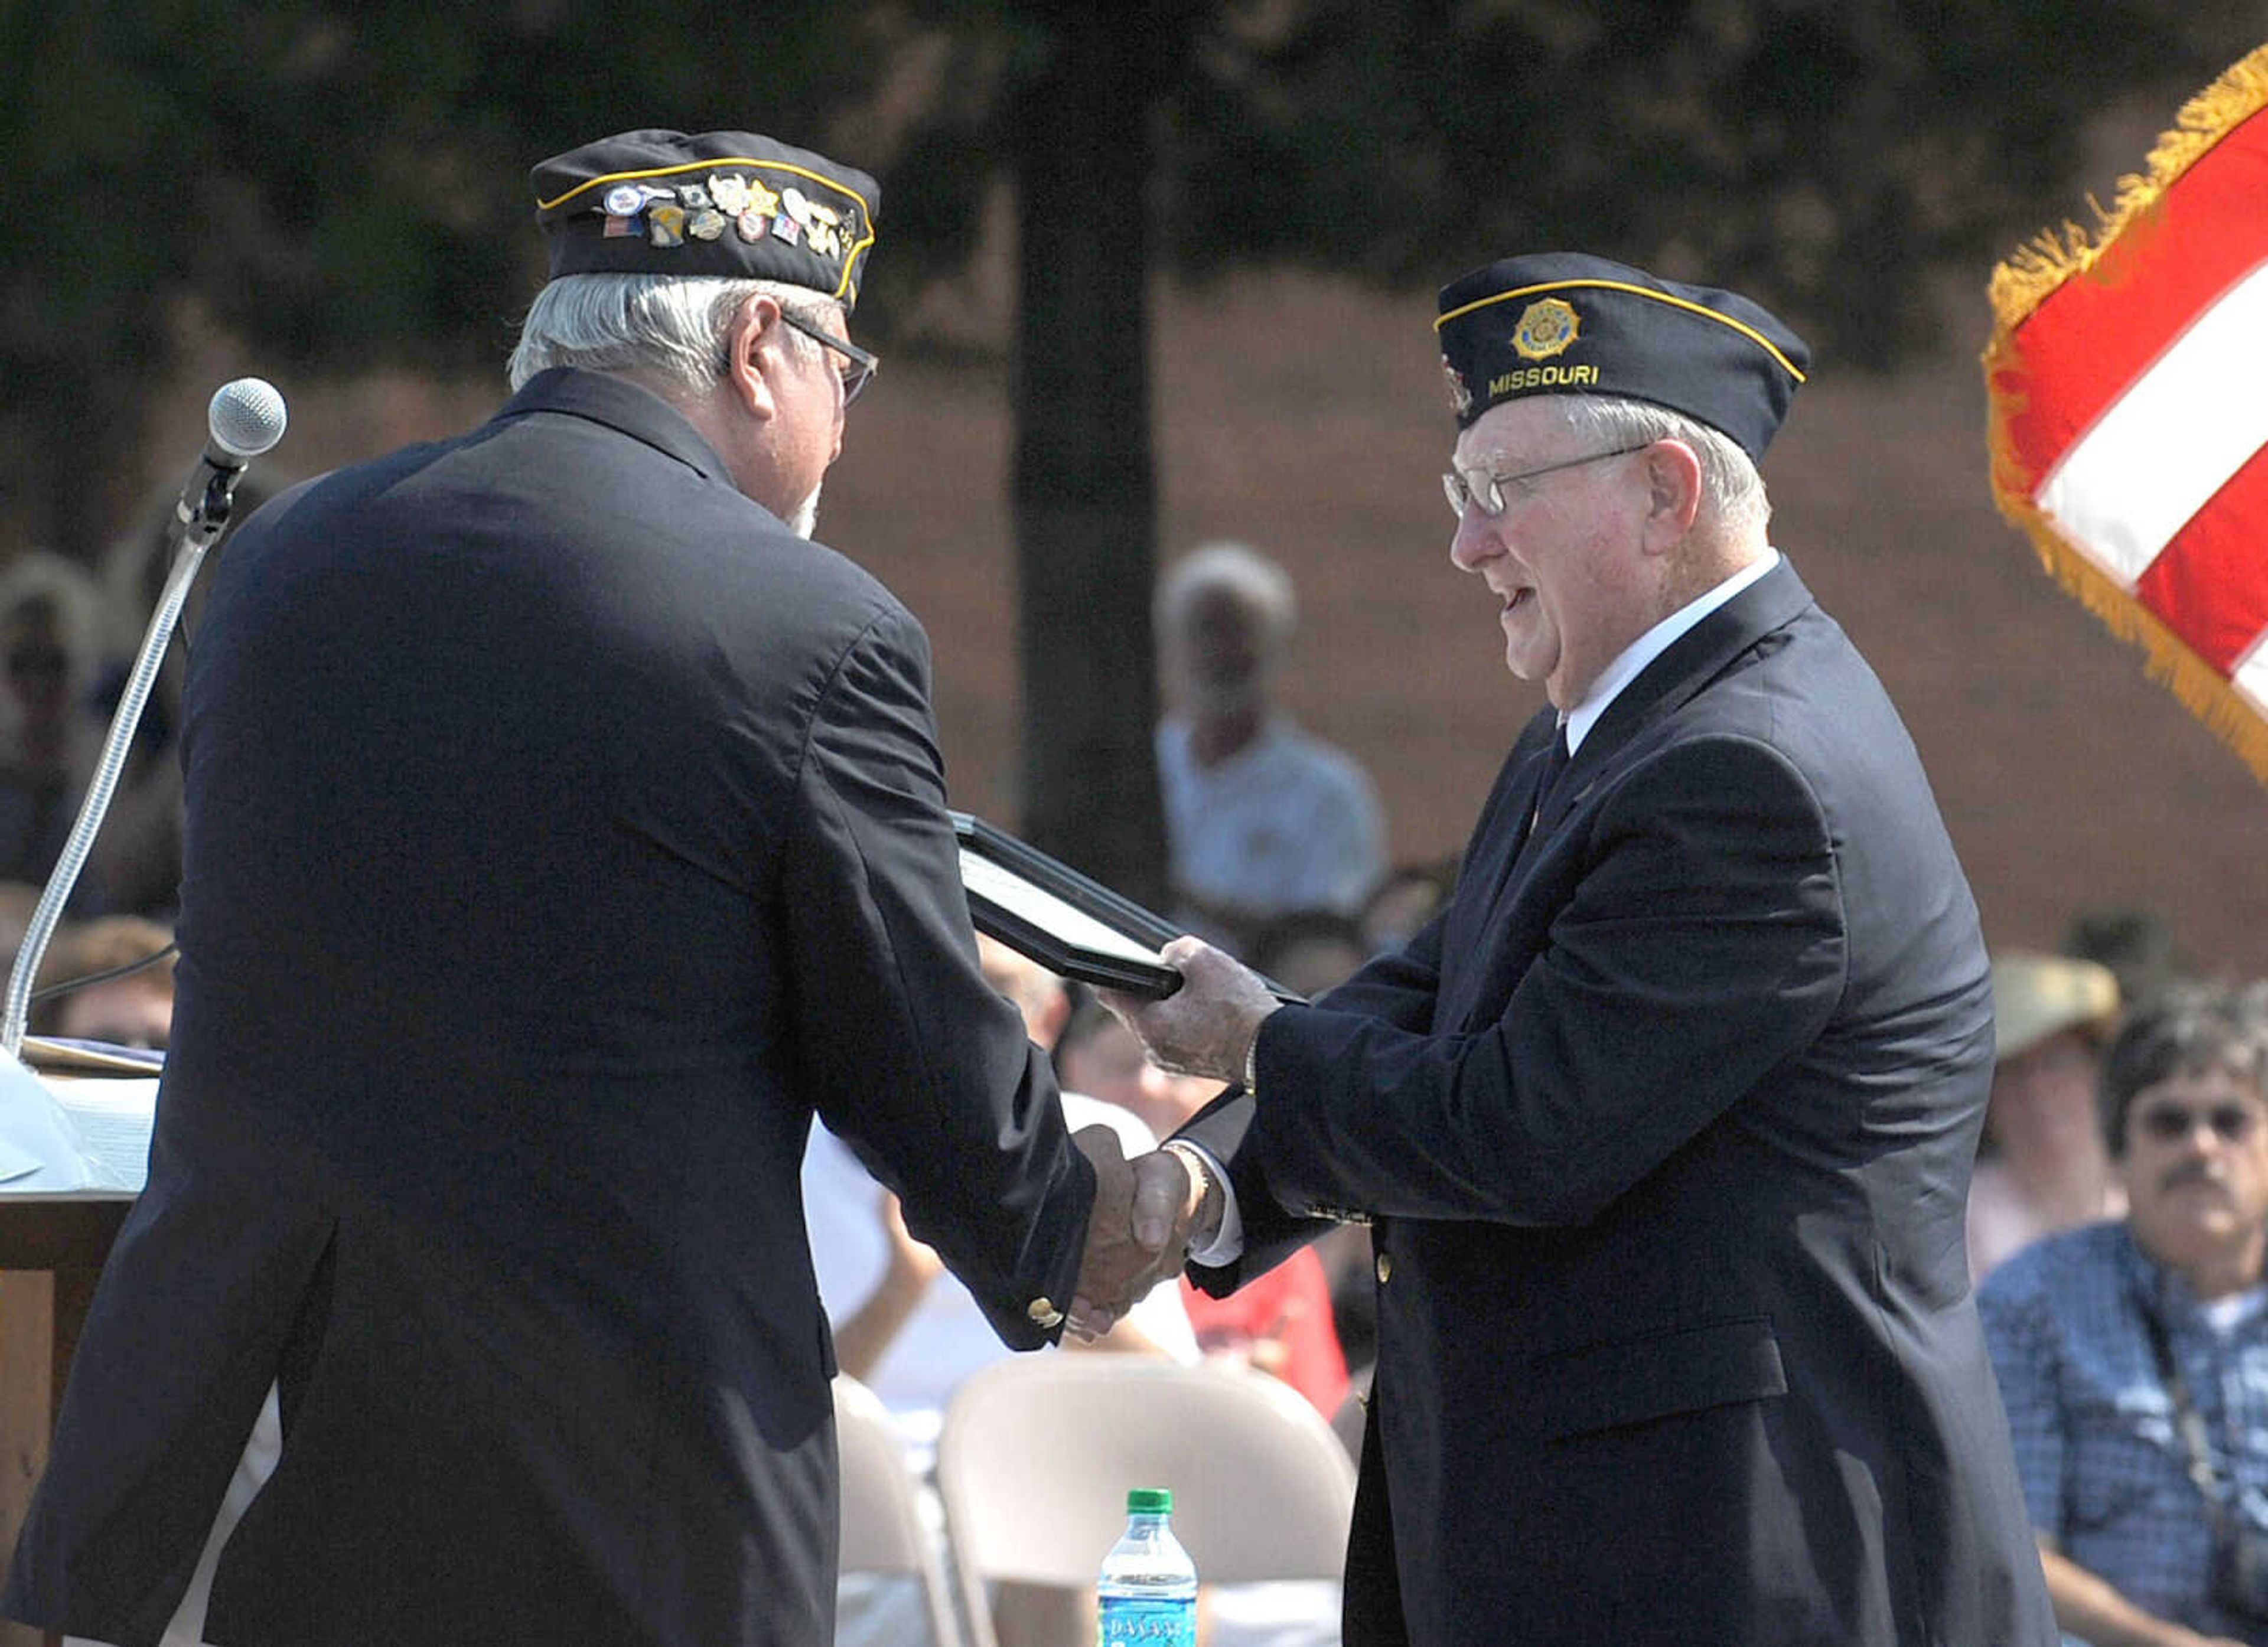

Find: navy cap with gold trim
<box><xmin>532</xmin><ymin>128</ymin><xmax>878</xmax><ymax>311</ymax></box>
<box><xmin>1435</xmin><ymin>253</ymin><xmax>1809</xmax><ymax>461</ymax></box>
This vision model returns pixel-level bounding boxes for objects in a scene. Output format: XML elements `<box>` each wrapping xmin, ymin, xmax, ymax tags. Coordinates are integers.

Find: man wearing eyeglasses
<box><xmin>1983</xmin><ymin>981</ymin><xmax>2268</xmax><ymax>1646</ymax></box>
<box><xmin>1080</xmin><ymin>253</ymin><xmax>2055</xmax><ymax>1646</ymax></box>
<box><xmin>2</xmin><ymin>131</ymin><xmax>1109</xmax><ymax>1647</ymax></box>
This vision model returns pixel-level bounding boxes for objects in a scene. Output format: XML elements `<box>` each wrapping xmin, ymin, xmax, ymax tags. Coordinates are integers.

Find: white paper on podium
<box><xmin>0</xmin><ymin>1055</ymin><xmax>155</xmax><ymax>1194</ymax></box>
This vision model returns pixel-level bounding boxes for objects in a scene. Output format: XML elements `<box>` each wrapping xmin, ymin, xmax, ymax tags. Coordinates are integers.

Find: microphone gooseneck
<box><xmin>1</xmin><ymin>378</ymin><xmax>290</xmax><ymax>1058</ymax></box>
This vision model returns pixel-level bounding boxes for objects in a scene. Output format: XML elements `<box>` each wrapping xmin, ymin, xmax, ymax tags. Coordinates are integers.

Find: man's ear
<box><xmin>722</xmin><ymin>292</ymin><xmax>783</xmax><ymax>419</ymax></box>
<box><xmin>1639</xmin><ymin>438</ymin><xmax>1703</xmax><ymax>553</ymax></box>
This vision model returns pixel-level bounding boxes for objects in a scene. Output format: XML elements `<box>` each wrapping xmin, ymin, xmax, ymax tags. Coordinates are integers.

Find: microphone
<box><xmin>177</xmin><ymin>377</ymin><xmax>289</xmax><ymax>542</ymax></box>
<box><xmin>1</xmin><ymin>379</ymin><xmax>291</xmax><ymax>1059</ymax></box>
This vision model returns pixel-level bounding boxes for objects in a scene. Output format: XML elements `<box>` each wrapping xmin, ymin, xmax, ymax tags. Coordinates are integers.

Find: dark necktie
<box><xmin>1530</xmin><ymin>722</ymin><xmax>1570</xmax><ymax>827</ymax></box>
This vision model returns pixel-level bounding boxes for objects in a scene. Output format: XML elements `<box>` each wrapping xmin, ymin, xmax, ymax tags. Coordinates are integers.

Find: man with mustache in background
<box><xmin>1983</xmin><ymin>981</ymin><xmax>2268</xmax><ymax>1646</ymax></box>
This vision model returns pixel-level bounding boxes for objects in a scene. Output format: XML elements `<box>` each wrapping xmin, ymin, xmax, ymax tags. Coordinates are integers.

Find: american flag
<box><xmin>1984</xmin><ymin>45</ymin><xmax>2268</xmax><ymax>783</ymax></box>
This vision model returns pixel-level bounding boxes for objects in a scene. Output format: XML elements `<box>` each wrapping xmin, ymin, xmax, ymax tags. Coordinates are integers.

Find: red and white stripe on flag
<box><xmin>1984</xmin><ymin>45</ymin><xmax>2268</xmax><ymax>782</ymax></box>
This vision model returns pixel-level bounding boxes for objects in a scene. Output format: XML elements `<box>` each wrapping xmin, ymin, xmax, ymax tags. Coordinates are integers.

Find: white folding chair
<box><xmin>936</xmin><ymin>1356</ymin><xmax>1357</xmax><ymax>1647</ymax></box>
<box><xmin>834</xmin><ymin>1373</ymin><xmax>962</xmax><ymax>1647</ymax></box>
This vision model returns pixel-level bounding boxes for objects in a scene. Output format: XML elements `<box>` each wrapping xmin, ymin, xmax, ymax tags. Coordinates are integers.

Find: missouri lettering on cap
<box><xmin>1435</xmin><ymin>252</ymin><xmax>1810</xmax><ymax>462</ymax></box>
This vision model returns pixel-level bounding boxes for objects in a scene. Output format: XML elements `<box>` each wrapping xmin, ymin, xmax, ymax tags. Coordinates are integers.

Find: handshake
<box><xmin>1062</xmin><ymin>935</ymin><xmax>1285</xmax><ymax>1338</ymax></box>
<box><xmin>1065</xmin><ymin>1128</ymin><xmax>1220</xmax><ymax>1338</ymax></box>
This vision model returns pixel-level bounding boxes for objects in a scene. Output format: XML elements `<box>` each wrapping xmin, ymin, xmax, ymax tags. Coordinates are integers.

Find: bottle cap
<box><xmin>1126</xmin><ymin>1487</ymin><xmax>1172</xmax><ymax>1514</ymax></box>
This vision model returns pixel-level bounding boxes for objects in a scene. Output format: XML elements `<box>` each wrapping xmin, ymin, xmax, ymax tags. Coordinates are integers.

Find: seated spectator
<box><xmin>0</xmin><ymin>554</ymin><xmax>111</xmax><ymax>893</ymax></box>
<box><xmin>807</xmin><ymin>938</ymin><xmax>1198</xmax><ymax>1647</ymax></box>
<box><xmin>0</xmin><ymin>879</ymin><xmax>43</xmax><ymax>971</ymax></box>
<box><xmin>1359</xmin><ymin>856</ymin><xmax>1459</xmax><ymax>957</ymax></box>
<box><xmin>2065</xmin><ymin>902</ymin><xmax>2188</xmax><ymax>1015</ymax></box>
<box><xmin>1153</xmin><ymin>542</ymin><xmax>1385</xmax><ymax>953</ymax></box>
<box><xmin>1055</xmin><ymin>991</ymin><xmax>1223</xmax><ymax>1143</ymax></box>
<box><xmin>1057</xmin><ymin>991</ymin><xmax>1350</xmax><ymax>1420</ymax></box>
<box><xmin>28</xmin><ymin>913</ymin><xmax>176</xmax><ymax>1048</ymax></box>
<box><xmin>1969</xmin><ymin>950</ymin><xmax>2124</xmax><ymax>1280</ymax></box>
<box><xmin>85</xmin><ymin>474</ymin><xmax>284</xmax><ymax>919</ymax></box>
<box><xmin>1249</xmin><ymin>907</ymin><xmax>1369</xmax><ymax>1000</ymax></box>
<box><xmin>807</xmin><ymin>940</ymin><xmax>1198</xmax><ymax>1452</ymax></box>
<box><xmin>1980</xmin><ymin>980</ymin><xmax>2268</xmax><ymax>1646</ymax></box>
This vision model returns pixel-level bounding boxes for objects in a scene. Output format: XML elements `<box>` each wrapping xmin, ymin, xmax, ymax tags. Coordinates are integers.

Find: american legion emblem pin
<box><xmin>1511</xmin><ymin>297</ymin><xmax>1581</xmax><ymax>361</ymax></box>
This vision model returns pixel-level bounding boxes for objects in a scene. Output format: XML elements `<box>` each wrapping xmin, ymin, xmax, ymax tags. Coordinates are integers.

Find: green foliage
<box><xmin>3</xmin><ymin>0</ymin><xmax>2259</xmax><ymax>544</ymax></box>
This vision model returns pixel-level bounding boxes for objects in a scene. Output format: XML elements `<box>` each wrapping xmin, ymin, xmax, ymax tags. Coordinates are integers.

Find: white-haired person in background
<box><xmin>1154</xmin><ymin>540</ymin><xmax>1386</xmax><ymax>954</ymax></box>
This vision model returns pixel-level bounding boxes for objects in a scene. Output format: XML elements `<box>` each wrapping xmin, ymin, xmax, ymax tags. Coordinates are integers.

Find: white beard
<box><xmin>788</xmin><ymin>481</ymin><xmax>823</xmax><ymax>541</ymax></box>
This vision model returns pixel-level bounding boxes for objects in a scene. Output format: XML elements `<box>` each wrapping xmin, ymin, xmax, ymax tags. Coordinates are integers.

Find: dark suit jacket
<box><xmin>1184</xmin><ymin>561</ymin><xmax>2055</xmax><ymax>1647</ymax></box>
<box><xmin>2</xmin><ymin>369</ymin><xmax>1095</xmax><ymax>1647</ymax></box>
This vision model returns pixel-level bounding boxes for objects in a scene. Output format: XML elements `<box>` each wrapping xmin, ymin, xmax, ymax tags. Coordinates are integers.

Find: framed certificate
<box><xmin>951</xmin><ymin>815</ymin><xmax>1305</xmax><ymax>1006</ymax></box>
<box><xmin>953</xmin><ymin>813</ymin><xmax>1187</xmax><ymax>997</ymax></box>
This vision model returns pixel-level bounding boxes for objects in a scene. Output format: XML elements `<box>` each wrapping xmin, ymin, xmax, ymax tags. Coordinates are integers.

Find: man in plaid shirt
<box><xmin>1982</xmin><ymin>981</ymin><xmax>2268</xmax><ymax>1646</ymax></box>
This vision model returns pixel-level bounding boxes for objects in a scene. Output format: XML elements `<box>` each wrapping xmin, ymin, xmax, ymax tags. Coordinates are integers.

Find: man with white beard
<box><xmin>3</xmin><ymin>128</ymin><xmax>1112</xmax><ymax>1647</ymax></box>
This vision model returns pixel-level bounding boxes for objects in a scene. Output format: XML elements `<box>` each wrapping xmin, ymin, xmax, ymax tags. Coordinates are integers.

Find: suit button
<box><xmin>1375</xmin><ymin>1252</ymin><xmax>1393</xmax><ymax>1284</ymax></box>
<box><xmin>1027</xmin><ymin>1297</ymin><xmax>1064</xmax><ymax>1329</ymax></box>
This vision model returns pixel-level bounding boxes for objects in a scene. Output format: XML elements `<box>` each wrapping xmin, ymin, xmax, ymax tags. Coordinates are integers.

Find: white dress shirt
<box><xmin>1187</xmin><ymin>550</ymin><xmax>1782</xmax><ymax>1264</ymax></box>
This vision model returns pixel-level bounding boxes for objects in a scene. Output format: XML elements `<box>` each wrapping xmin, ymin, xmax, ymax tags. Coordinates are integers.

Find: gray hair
<box><xmin>507</xmin><ymin>272</ymin><xmax>825</xmax><ymax>394</ymax></box>
<box><xmin>1155</xmin><ymin>541</ymin><xmax>1297</xmax><ymax>650</ymax></box>
<box><xmin>2100</xmin><ymin>979</ymin><xmax>2268</xmax><ymax>1154</ymax></box>
<box><xmin>1550</xmin><ymin>394</ymin><xmax>1770</xmax><ymax>540</ymax></box>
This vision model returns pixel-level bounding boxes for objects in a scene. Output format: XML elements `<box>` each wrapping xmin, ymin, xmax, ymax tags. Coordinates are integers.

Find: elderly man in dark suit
<box><xmin>2</xmin><ymin>129</ymin><xmax>1110</xmax><ymax>1647</ymax></box>
<box><xmin>1081</xmin><ymin>254</ymin><xmax>2058</xmax><ymax>1647</ymax></box>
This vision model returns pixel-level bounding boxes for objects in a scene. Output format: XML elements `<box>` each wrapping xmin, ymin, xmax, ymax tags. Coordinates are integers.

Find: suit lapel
<box><xmin>1459</xmin><ymin>562</ymin><xmax>1820</xmax><ymax>1010</ymax></box>
<box><xmin>1533</xmin><ymin>559</ymin><xmax>1817</xmax><ymax>839</ymax></box>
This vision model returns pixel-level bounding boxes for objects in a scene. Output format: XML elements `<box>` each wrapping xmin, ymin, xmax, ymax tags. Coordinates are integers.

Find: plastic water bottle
<box><xmin>1097</xmin><ymin>1486</ymin><xmax>1198</xmax><ymax>1646</ymax></box>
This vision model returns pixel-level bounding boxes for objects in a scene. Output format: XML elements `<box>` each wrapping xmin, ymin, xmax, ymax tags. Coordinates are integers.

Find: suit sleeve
<box><xmin>780</xmin><ymin>604</ymin><xmax>1093</xmax><ymax>1349</ymax></box>
<box><xmin>1177</xmin><ymin>893</ymin><xmax>1454</xmax><ymax>1290</ymax></box>
<box><xmin>1237</xmin><ymin>731</ymin><xmax>1846</xmax><ymax>1228</ymax></box>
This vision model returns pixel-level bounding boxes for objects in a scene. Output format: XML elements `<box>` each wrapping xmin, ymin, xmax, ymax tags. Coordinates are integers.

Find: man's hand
<box><xmin>1068</xmin><ymin>1126</ymin><xmax>1213</xmax><ymax>1339</ymax></box>
<box><xmin>1101</xmin><ymin>935</ymin><xmax>1282</xmax><ymax>1084</ymax></box>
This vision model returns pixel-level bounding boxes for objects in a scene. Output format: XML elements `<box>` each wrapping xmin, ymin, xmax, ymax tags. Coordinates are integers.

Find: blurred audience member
<box><xmin>808</xmin><ymin>938</ymin><xmax>1199</xmax><ymax>1647</ymax></box>
<box><xmin>807</xmin><ymin>941</ymin><xmax>1197</xmax><ymax>1451</ymax></box>
<box><xmin>0</xmin><ymin>879</ymin><xmax>43</xmax><ymax>970</ymax></box>
<box><xmin>2065</xmin><ymin>902</ymin><xmax>2188</xmax><ymax>1016</ymax></box>
<box><xmin>1055</xmin><ymin>992</ymin><xmax>1217</xmax><ymax>1143</ymax></box>
<box><xmin>1060</xmin><ymin>979</ymin><xmax>1342</xmax><ymax>1647</ymax></box>
<box><xmin>1185</xmin><ymin>1240</ymin><xmax>1349</xmax><ymax>1424</ymax></box>
<box><xmin>29</xmin><ymin>914</ymin><xmax>176</xmax><ymax>1048</ymax></box>
<box><xmin>1154</xmin><ymin>542</ymin><xmax>1385</xmax><ymax>952</ymax></box>
<box><xmin>1249</xmin><ymin>908</ymin><xmax>1368</xmax><ymax>1000</ymax></box>
<box><xmin>1969</xmin><ymin>950</ymin><xmax>2124</xmax><ymax>1280</ymax></box>
<box><xmin>82</xmin><ymin>478</ymin><xmax>278</xmax><ymax>919</ymax></box>
<box><xmin>1981</xmin><ymin>980</ymin><xmax>2268</xmax><ymax>1647</ymax></box>
<box><xmin>1058</xmin><ymin>989</ymin><xmax>1350</xmax><ymax>1420</ymax></box>
<box><xmin>0</xmin><ymin>554</ymin><xmax>110</xmax><ymax>892</ymax></box>
<box><xmin>1359</xmin><ymin>856</ymin><xmax>1459</xmax><ymax>957</ymax></box>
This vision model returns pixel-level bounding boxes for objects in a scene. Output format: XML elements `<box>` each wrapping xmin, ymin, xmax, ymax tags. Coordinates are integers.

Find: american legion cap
<box><xmin>1435</xmin><ymin>253</ymin><xmax>1810</xmax><ymax>463</ymax></box>
<box><xmin>532</xmin><ymin>129</ymin><xmax>879</xmax><ymax>311</ymax></box>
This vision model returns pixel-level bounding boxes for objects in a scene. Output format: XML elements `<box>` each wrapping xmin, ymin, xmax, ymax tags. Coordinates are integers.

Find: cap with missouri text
<box><xmin>1435</xmin><ymin>252</ymin><xmax>1810</xmax><ymax>461</ymax></box>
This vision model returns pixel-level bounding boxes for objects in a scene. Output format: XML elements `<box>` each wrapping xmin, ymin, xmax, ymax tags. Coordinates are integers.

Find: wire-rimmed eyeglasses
<box><xmin>778</xmin><ymin>308</ymin><xmax>879</xmax><ymax>406</ymax></box>
<box><xmin>1442</xmin><ymin>442</ymin><xmax>1650</xmax><ymax>519</ymax></box>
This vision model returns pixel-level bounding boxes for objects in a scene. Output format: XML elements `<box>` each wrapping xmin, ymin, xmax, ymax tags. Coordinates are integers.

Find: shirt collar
<box><xmin>1563</xmin><ymin>549</ymin><xmax>1780</xmax><ymax>755</ymax></box>
<box><xmin>2116</xmin><ymin>1219</ymin><xmax>2239</xmax><ymax>1328</ymax></box>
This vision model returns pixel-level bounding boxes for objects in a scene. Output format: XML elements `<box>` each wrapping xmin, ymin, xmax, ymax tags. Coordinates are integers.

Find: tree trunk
<box><xmin>1006</xmin><ymin>8</ymin><xmax>1168</xmax><ymax>909</ymax></box>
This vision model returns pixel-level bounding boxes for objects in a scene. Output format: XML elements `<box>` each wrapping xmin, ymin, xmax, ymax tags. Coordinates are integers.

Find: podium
<box><xmin>0</xmin><ymin>1052</ymin><xmax>155</xmax><ymax>1647</ymax></box>
<box><xmin>0</xmin><ymin>1195</ymin><xmax>131</xmax><ymax>1647</ymax></box>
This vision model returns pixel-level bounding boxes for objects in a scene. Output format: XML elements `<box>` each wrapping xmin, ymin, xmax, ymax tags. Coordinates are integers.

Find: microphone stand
<box><xmin>1</xmin><ymin>380</ymin><xmax>286</xmax><ymax>1059</ymax></box>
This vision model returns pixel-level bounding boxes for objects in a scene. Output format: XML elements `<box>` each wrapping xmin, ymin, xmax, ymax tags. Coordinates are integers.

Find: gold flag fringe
<box><xmin>1986</xmin><ymin>42</ymin><xmax>2268</xmax><ymax>331</ymax></box>
<box><xmin>1981</xmin><ymin>43</ymin><xmax>2268</xmax><ymax>788</ymax></box>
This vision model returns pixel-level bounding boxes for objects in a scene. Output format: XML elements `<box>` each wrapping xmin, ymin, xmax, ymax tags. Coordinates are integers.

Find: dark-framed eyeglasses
<box><xmin>1442</xmin><ymin>442</ymin><xmax>1651</xmax><ymax>519</ymax></box>
<box><xmin>2135</xmin><ymin>1100</ymin><xmax>2262</xmax><ymax>1146</ymax></box>
<box><xmin>777</xmin><ymin>308</ymin><xmax>879</xmax><ymax>406</ymax></box>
